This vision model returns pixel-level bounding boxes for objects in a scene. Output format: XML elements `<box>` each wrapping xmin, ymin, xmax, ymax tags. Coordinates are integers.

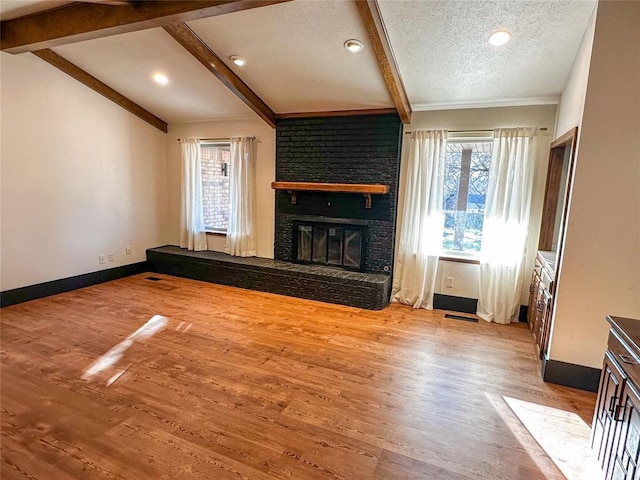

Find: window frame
<box><xmin>200</xmin><ymin>141</ymin><xmax>231</xmax><ymax>235</ymax></box>
<box><xmin>440</xmin><ymin>132</ymin><xmax>494</xmax><ymax>261</ymax></box>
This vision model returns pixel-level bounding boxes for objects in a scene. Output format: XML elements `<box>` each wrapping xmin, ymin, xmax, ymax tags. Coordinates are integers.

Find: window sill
<box><xmin>438</xmin><ymin>254</ymin><xmax>480</xmax><ymax>265</ymax></box>
<box><xmin>205</xmin><ymin>230</ymin><xmax>227</xmax><ymax>236</ymax></box>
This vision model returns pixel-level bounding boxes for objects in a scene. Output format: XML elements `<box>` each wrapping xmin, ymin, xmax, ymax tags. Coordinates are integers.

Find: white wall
<box><xmin>550</xmin><ymin>0</ymin><xmax>640</xmax><ymax>368</ymax></box>
<box><xmin>555</xmin><ymin>5</ymin><xmax>597</xmax><ymax>138</ymax></box>
<box><xmin>167</xmin><ymin>120</ymin><xmax>276</xmax><ymax>258</ymax></box>
<box><xmin>400</xmin><ymin>105</ymin><xmax>558</xmax><ymax>304</ymax></box>
<box><xmin>0</xmin><ymin>52</ymin><xmax>169</xmax><ymax>291</ymax></box>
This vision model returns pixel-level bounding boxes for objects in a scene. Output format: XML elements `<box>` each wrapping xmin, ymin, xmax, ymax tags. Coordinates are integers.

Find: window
<box><xmin>442</xmin><ymin>140</ymin><xmax>492</xmax><ymax>254</ymax></box>
<box><xmin>200</xmin><ymin>142</ymin><xmax>230</xmax><ymax>232</ymax></box>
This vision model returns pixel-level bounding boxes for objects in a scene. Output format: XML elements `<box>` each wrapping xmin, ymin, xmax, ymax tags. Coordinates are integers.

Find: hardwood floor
<box><xmin>1</xmin><ymin>274</ymin><xmax>597</xmax><ymax>479</ymax></box>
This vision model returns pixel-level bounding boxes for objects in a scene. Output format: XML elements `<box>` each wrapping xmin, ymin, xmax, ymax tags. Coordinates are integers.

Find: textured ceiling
<box><xmin>378</xmin><ymin>0</ymin><xmax>597</xmax><ymax>110</ymax></box>
<box><xmin>1</xmin><ymin>0</ymin><xmax>598</xmax><ymax>123</ymax></box>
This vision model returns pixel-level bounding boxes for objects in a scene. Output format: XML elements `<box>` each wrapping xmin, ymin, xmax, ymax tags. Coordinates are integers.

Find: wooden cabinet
<box><xmin>612</xmin><ymin>381</ymin><xmax>640</xmax><ymax>479</ymax></box>
<box><xmin>528</xmin><ymin>252</ymin><xmax>554</xmax><ymax>359</ymax></box>
<box><xmin>593</xmin><ymin>351</ymin><xmax>627</xmax><ymax>477</ymax></box>
<box><xmin>592</xmin><ymin>316</ymin><xmax>640</xmax><ymax>480</ymax></box>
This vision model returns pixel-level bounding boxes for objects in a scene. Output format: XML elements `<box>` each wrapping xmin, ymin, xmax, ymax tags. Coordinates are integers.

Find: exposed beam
<box><xmin>1</xmin><ymin>0</ymin><xmax>292</xmax><ymax>54</ymax></box>
<box><xmin>275</xmin><ymin>108</ymin><xmax>398</xmax><ymax>120</ymax></box>
<box><xmin>354</xmin><ymin>0</ymin><xmax>411</xmax><ymax>124</ymax></box>
<box><xmin>80</xmin><ymin>0</ymin><xmax>133</xmax><ymax>5</ymax></box>
<box><xmin>32</xmin><ymin>49</ymin><xmax>168</xmax><ymax>133</ymax></box>
<box><xmin>163</xmin><ymin>23</ymin><xmax>276</xmax><ymax>128</ymax></box>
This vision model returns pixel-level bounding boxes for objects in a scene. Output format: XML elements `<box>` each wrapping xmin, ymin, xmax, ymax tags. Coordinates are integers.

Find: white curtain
<box><xmin>225</xmin><ymin>137</ymin><xmax>257</xmax><ymax>257</ymax></box>
<box><xmin>392</xmin><ymin>130</ymin><xmax>447</xmax><ymax>309</ymax></box>
<box><xmin>179</xmin><ymin>138</ymin><xmax>207</xmax><ymax>251</ymax></box>
<box><xmin>477</xmin><ymin>127</ymin><xmax>538</xmax><ymax>324</ymax></box>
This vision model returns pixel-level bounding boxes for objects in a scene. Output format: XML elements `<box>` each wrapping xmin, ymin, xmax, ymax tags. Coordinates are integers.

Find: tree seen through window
<box><xmin>442</xmin><ymin>141</ymin><xmax>492</xmax><ymax>253</ymax></box>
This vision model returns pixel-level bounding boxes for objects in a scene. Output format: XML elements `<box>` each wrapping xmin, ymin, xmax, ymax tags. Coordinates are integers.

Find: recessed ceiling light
<box><xmin>152</xmin><ymin>73</ymin><xmax>169</xmax><ymax>85</ymax></box>
<box><xmin>344</xmin><ymin>39</ymin><xmax>364</xmax><ymax>53</ymax></box>
<box><xmin>488</xmin><ymin>30</ymin><xmax>511</xmax><ymax>46</ymax></box>
<box><xmin>229</xmin><ymin>55</ymin><xmax>247</xmax><ymax>67</ymax></box>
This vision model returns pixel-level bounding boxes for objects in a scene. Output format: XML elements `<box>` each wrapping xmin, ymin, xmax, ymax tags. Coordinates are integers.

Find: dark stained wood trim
<box><xmin>551</xmin><ymin>126</ymin><xmax>579</xmax><ymax>149</ymax></box>
<box><xmin>0</xmin><ymin>262</ymin><xmax>149</xmax><ymax>307</ymax></box>
<box><xmin>275</xmin><ymin>108</ymin><xmax>398</xmax><ymax>120</ymax></box>
<box><xmin>81</xmin><ymin>0</ymin><xmax>133</xmax><ymax>5</ymax></box>
<box><xmin>433</xmin><ymin>294</ymin><xmax>478</xmax><ymax>315</ymax></box>
<box><xmin>1</xmin><ymin>0</ymin><xmax>292</xmax><ymax>54</ymax></box>
<box><xmin>538</xmin><ymin>147</ymin><xmax>565</xmax><ymax>250</ymax></box>
<box><xmin>538</xmin><ymin>127</ymin><xmax>578</xmax><ymax>250</ymax></box>
<box><xmin>354</xmin><ymin>0</ymin><xmax>411</xmax><ymax>124</ymax></box>
<box><xmin>163</xmin><ymin>23</ymin><xmax>276</xmax><ymax>128</ymax></box>
<box><xmin>541</xmin><ymin>358</ymin><xmax>600</xmax><ymax>392</ymax></box>
<box><xmin>272</xmin><ymin>181</ymin><xmax>389</xmax><ymax>208</ymax></box>
<box><xmin>32</xmin><ymin>49</ymin><xmax>168</xmax><ymax>132</ymax></box>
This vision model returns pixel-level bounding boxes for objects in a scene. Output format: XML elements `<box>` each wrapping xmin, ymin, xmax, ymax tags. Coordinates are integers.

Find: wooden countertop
<box><xmin>538</xmin><ymin>250</ymin><xmax>557</xmax><ymax>272</ymax></box>
<box><xmin>608</xmin><ymin>315</ymin><xmax>640</xmax><ymax>359</ymax></box>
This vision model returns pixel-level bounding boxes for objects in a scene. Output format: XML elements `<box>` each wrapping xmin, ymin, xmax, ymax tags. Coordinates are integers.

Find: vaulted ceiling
<box><xmin>0</xmin><ymin>0</ymin><xmax>596</xmax><ymax>131</ymax></box>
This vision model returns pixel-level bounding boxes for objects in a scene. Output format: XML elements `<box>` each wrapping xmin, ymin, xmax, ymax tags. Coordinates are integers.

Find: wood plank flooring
<box><xmin>1</xmin><ymin>274</ymin><xmax>597</xmax><ymax>479</ymax></box>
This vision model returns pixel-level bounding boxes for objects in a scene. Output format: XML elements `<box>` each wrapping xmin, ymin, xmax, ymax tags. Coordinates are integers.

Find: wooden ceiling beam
<box><xmin>80</xmin><ymin>0</ymin><xmax>133</xmax><ymax>5</ymax></box>
<box><xmin>32</xmin><ymin>49</ymin><xmax>168</xmax><ymax>133</ymax></box>
<box><xmin>1</xmin><ymin>0</ymin><xmax>292</xmax><ymax>54</ymax></box>
<box><xmin>354</xmin><ymin>0</ymin><xmax>411</xmax><ymax>124</ymax></box>
<box><xmin>275</xmin><ymin>108</ymin><xmax>398</xmax><ymax>120</ymax></box>
<box><xmin>163</xmin><ymin>23</ymin><xmax>276</xmax><ymax>128</ymax></box>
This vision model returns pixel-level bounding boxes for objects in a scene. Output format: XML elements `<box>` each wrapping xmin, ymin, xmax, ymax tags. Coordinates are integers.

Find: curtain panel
<box><xmin>225</xmin><ymin>137</ymin><xmax>257</xmax><ymax>257</ymax></box>
<box><xmin>179</xmin><ymin>138</ymin><xmax>207</xmax><ymax>251</ymax></box>
<box><xmin>477</xmin><ymin>127</ymin><xmax>538</xmax><ymax>324</ymax></box>
<box><xmin>392</xmin><ymin>130</ymin><xmax>447</xmax><ymax>310</ymax></box>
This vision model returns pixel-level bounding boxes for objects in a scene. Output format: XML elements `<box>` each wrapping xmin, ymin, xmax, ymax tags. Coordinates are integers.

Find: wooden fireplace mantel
<box><xmin>271</xmin><ymin>182</ymin><xmax>389</xmax><ymax>208</ymax></box>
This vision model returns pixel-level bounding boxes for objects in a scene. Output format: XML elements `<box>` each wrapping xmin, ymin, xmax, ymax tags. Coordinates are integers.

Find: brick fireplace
<box><xmin>273</xmin><ymin>113</ymin><xmax>403</xmax><ymax>307</ymax></box>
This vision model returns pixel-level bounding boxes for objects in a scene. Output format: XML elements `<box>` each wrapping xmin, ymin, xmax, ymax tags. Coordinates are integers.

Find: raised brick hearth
<box><xmin>147</xmin><ymin>246</ymin><xmax>391</xmax><ymax>310</ymax></box>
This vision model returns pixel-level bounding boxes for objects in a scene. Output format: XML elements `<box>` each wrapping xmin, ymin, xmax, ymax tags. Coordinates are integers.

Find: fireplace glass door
<box><xmin>295</xmin><ymin>222</ymin><xmax>365</xmax><ymax>271</ymax></box>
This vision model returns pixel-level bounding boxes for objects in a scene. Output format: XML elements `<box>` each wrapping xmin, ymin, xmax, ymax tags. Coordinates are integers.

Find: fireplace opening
<box><xmin>293</xmin><ymin>221</ymin><xmax>366</xmax><ymax>271</ymax></box>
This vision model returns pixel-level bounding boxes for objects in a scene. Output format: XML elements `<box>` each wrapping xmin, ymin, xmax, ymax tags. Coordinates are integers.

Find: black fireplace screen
<box><xmin>294</xmin><ymin>222</ymin><xmax>366</xmax><ymax>271</ymax></box>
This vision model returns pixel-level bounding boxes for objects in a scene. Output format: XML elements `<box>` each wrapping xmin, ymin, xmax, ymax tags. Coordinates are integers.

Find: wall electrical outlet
<box><xmin>445</xmin><ymin>276</ymin><xmax>454</xmax><ymax>288</ymax></box>
<box><xmin>99</xmin><ymin>254</ymin><xmax>106</xmax><ymax>264</ymax></box>
<box><xmin>108</xmin><ymin>253</ymin><xmax>115</xmax><ymax>262</ymax></box>
<box><xmin>126</xmin><ymin>245</ymin><xmax>132</xmax><ymax>255</ymax></box>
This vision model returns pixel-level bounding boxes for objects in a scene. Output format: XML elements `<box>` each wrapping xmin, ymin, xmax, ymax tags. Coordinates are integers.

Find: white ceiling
<box><xmin>188</xmin><ymin>0</ymin><xmax>392</xmax><ymax>114</ymax></box>
<box><xmin>0</xmin><ymin>0</ymin><xmax>598</xmax><ymax>124</ymax></box>
<box><xmin>52</xmin><ymin>28</ymin><xmax>257</xmax><ymax>123</ymax></box>
<box><xmin>379</xmin><ymin>0</ymin><xmax>597</xmax><ymax>110</ymax></box>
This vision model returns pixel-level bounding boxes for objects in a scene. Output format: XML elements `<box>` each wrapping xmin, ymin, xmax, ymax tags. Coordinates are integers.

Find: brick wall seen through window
<box><xmin>201</xmin><ymin>143</ymin><xmax>230</xmax><ymax>231</ymax></box>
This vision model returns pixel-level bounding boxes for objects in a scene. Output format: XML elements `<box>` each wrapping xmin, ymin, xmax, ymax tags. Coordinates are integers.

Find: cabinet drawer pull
<box><xmin>619</xmin><ymin>354</ymin><xmax>638</xmax><ymax>365</ymax></box>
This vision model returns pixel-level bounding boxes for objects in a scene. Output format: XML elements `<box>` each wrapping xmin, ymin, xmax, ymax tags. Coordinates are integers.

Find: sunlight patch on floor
<box><xmin>81</xmin><ymin>315</ymin><xmax>193</xmax><ymax>387</ymax></box>
<box><xmin>504</xmin><ymin>396</ymin><xmax>603</xmax><ymax>480</ymax></box>
<box><xmin>485</xmin><ymin>392</ymin><xmax>566</xmax><ymax>479</ymax></box>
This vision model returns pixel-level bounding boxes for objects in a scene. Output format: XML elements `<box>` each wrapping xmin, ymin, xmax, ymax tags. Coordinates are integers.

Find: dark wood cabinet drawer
<box><xmin>608</xmin><ymin>330</ymin><xmax>640</xmax><ymax>388</ymax></box>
